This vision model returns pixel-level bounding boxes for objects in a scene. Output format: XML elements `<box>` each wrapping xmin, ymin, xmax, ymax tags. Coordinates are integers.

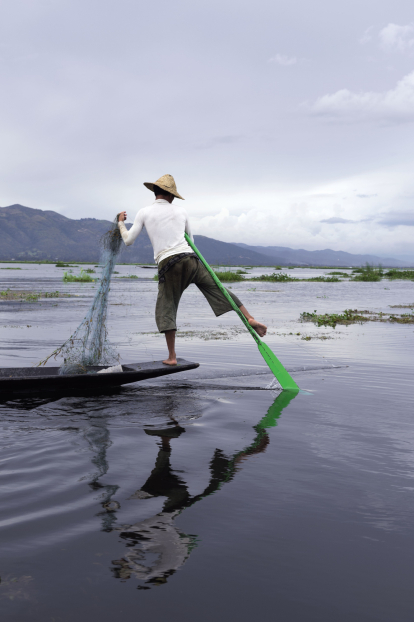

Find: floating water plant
<box><xmin>251</xmin><ymin>272</ymin><xmax>296</xmax><ymax>282</ymax></box>
<box><xmin>63</xmin><ymin>269</ymin><xmax>95</xmax><ymax>283</ymax></box>
<box><xmin>327</xmin><ymin>271</ymin><xmax>350</xmax><ymax>277</ymax></box>
<box><xmin>305</xmin><ymin>276</ymin><xmax>340</xmax><ymax>282</ymax></box>
<box><xmin>0</xmin><ymin>289</ymin><xmax>68</xmax><ymax>302</ymax></box>
<box><xmin>300</xmin><ymin>308</ymin><xmax>414</xmax><ymax>328</ymax></box>
<box><xmin>351</xmin><ymin>264</ymin><xmax>383</xmax><ymax>281</ymax></box>
<box><xmin>384</xmin><ymin>269</ymin><xmax>414</xmax><ymax>280</ymax></box>
<box><xmin>300</xmin><ymin>309</ymin><xmax>369</xmax><ymax>328</ymax></box>
<box><xmin>43</xmin><ymin>291</ymin><xmax>61</xmax><ymax>298</ymax></box>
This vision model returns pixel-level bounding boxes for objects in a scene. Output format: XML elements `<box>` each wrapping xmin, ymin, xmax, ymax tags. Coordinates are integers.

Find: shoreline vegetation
<box><xmin>148</xmin><ymin>264</ymin><xmax>414</xmax><ymax>283</ymax></box>
<box><xmin>1</xmin><ymin>260</ymin><xmax>413</xmax><ymax>283</ymax></box>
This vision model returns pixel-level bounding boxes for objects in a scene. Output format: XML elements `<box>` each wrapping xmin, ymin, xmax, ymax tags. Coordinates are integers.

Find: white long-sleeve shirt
<box><xmin>118</xmin><ymin>199</ymin><xmax>194</xmax><ymax>264</ymax></box>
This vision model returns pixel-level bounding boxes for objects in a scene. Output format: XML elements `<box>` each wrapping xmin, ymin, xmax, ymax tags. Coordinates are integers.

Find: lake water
<box><xmin>0</xmin><ymin>264</ymin><xmax>413</xmax><ymax>621</ymax></box>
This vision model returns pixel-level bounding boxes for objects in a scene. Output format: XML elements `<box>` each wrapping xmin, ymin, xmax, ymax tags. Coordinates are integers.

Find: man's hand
<box><xmin>118</xmin><ymin>211</ymin><xmax>127</xmax><ymax>222</ymax></box>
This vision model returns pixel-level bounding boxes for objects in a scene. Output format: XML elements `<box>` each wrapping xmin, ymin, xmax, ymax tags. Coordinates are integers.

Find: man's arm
<box><xmin>118</xmin><ymin>210</ymin><xmax>145</xmax><ymax>246</ymax></box>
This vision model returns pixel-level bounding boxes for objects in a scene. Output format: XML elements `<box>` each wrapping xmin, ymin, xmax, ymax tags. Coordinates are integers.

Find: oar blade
<box><xmin>257</xmin><ymin>341</ymin><xmax>299</xmax><ymax>392</ymax></box>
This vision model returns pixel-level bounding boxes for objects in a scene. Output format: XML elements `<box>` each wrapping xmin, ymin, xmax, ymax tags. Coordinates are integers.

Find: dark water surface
<box><xmin>0</xmin><ymin>265</ymin><xmax>413</xmax><ymax>620</ymax></box>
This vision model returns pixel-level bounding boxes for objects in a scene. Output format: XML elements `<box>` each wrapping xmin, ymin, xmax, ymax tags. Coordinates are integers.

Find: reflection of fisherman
<box><xmin>112</xmin><ymin>426</ymin><xmax>194</xmax><ymax>585</ymax></box>
<box><xmin>111</xmin><ymin>421</ymin><xmax>271</xmax><ymax>586</ymax></box>
<box><xmin>117</xmin><ymin>174</ymin><xmax>267</xmax><ymax>366</ymax></box>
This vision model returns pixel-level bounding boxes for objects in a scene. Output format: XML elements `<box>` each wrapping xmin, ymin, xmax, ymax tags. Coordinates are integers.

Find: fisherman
<box><xmin>117</xmin><ymin>174</ymin><xmax>267</xmax><ymax>366</ymax></box>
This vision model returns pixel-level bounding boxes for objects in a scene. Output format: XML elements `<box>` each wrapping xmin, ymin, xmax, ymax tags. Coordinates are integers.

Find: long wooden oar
<box><xmin>185</xmin><ymin>234</ymin><xmax>299</xmax><ymax>392</ymax></box>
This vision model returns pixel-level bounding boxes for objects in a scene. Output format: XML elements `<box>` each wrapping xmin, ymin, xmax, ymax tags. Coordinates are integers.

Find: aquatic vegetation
<box><xmin>84</xmin><ymin>268</ymin><xmax>96</xmax><ymax>273</ymax></box>
<box><xmin>176</xmin><ymin>326</ymin><xmax>245</xmax><ymax>340</ymax></box>
<box><xmin>0</xmin><ymin>289</ymin><xmax>68</xmax><ymax>302</ymax></box>
<box><xmin>300</xmin><ymin>309</ymin><xmax>369</xmax><ymax>328</ymax></box>
<box><xmin>300</xmin><ymin>334</ymin><xmax>332</xmax><ymax>340</ymax></box>
<box><xmin>384</xmin><ymin>269</ymin><xmax>414</xmax><ymax>280</ymax></box>
<box><xmin>389</xmin><ymin>303</ymin><xmax>414</xmax><ymax>308</ymax></box>
<box><xmin>351</xmin><ymin>264</ymin><xmax>383</xmax><ymax>281</ymax></box>
<box><xmin>388</xmin><ymin>311</ymin><xmax>414</xmax><ymax>323</ymax></box>
<box><xmin>301</xmin><ymin>307</ymin><xmax>414</xmax><ymax>328</ymax></box>
<box><xmin>119</xmin><ymin>275</ymin><xmax>139</xmax><ymax>279</ymax></box>
<box><xmin>327</xmin><ymin>271</ymin><xmax>350</xmax><ymax>276</ymax></box>
<box><xmin>305</xmin><ymin>276</ymin><xmax>340</xmax><ymax>282</ymax></box>
<box><xmin>43</xmin><ymin>291</ymin><xmax>61</xmax><ymax>298</ymax></box>
<box><xmin>0</xmin><ymin>267</ymin><xmax>22</xmax><ymax>270</ymax></box>
<box><xmin>63</xmin><ymin>269</ymin><xmax>95</xmax><ymax>283</ymax></box>
<box><xmin>55</xmin><ymin>262</ymin><xmax>72</xmax><ymax>267</ymax></box>
<box><xmin>249</xmin><ymin>272</ymin><xmax>348</xmax><ymax>283</ymax></box>
<box><xmin>214</xmin><ymin>271</ymin><xmax>245</xmax><ymax>282</ymax></box>
<box><xmin>0</xmin><ymin>288</ymin><xmax>40</xmax><ymax>302</ymax></box>
<box><xmin>236</xmin><ymin>269</ymin><xmax>249</xmax><ymax>274</ymax></box>
<box><xmin>251</xmin><ymin>272</ymin><xmax>296</xmax><ymax>282</ymax></box>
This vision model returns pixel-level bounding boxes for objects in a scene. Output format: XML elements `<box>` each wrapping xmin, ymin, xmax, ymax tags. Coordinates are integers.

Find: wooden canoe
<box><xmin>0</xmin><ymin>359</ymin><xmax>199</xmax><ymax>398</ymax></box>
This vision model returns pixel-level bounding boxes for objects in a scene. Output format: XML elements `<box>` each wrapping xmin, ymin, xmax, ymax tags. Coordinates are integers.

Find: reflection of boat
<box><xmin>111</xmin><ymin>390</ymin><xmax>298</xmax><ymax>588</ymax></box>
<box><xmin>0</xmin><ymin>359</ymin><xmax>199</xmax><ymax>398</ymax></box>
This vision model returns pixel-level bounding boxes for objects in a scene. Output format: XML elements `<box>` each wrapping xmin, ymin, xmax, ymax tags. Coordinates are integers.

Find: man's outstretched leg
<box><xmin>163</xmin><ymin>330</ymin><xmax>177</xmax><ymax>366</ymax></box>
<box><xmin>194</xmin><ymin>262</ymin><xmax>267</xmax><ymax>337</ymax></box>
<box><xmin>162</xmin><ymin>306</ymin><xmax>266</xmax><ymax>365</ymax></box>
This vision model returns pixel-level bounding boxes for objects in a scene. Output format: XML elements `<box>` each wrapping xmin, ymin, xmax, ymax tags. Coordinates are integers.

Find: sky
<box><xmin>1</xmin><ymin>0</ymin><xmax>413</xmax><ymax>258</ymax></box>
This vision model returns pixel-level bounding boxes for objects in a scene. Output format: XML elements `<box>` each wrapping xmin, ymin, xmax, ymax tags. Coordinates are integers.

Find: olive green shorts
<box><xmin>155</xmin><ymin>255</ymin><xmax>243</xmax><ymax>333</ymax></box>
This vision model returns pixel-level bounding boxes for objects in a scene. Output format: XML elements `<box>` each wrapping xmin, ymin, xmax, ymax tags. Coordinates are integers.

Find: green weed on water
<box><xmin>300</xmin><ymin>309</ymin><xmax>369</xmax><ymax>328</ymax></box>
<box><xmin>251</xmin><ymin>272</ymin><xmax>296</xmax><ymax>282</ymax></box>
<box><xmin>63</xmin><ymin>269</ymin><xmax>95</xmax><ymax>283</ymax></box>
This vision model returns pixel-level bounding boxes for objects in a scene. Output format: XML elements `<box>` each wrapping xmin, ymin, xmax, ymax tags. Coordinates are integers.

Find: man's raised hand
<box><xmin>118</xmin><ymin>211</ymin><xmax>127</xmax><ymax>222</ymax></box>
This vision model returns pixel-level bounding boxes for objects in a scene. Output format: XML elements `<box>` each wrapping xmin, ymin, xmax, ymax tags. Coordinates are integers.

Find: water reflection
<box><xmin>84</xmin><ymin>423</ymin><xmax>120</xmax><ymax>532</ymax></box>
<box><xmin>108</xmin><ymin>391</ymin><xmax>297</xmax><ymax>588</ymax></box>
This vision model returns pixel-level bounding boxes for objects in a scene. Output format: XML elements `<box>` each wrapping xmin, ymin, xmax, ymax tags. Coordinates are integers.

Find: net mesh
<box><xmin>38</xmin><ymin>217</ymin><xmax>123</xmax><ymax>373</ymax></box>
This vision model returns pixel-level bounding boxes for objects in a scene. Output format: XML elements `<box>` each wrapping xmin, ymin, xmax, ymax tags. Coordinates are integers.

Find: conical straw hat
<box><xmin>144</xmin><ymin>174</ymin><xmax>184</xmax><ymax>200</ymax></box>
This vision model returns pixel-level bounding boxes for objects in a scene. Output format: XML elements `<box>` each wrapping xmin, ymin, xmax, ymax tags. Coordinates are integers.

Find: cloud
<box><xmin>268</xmin><ymin>54</ymin><xmax>297</xmax><ymax>66</ymax></box>
<box><xmin>377</xmin><ymin>211</ymin><xmax>414</xmax><ymax>227</ymax></box>
<box><xmin>379</xmin><ymin>23</ymin><xmax>414</xmax><ymax>52</ymax></box>
<box><xmin>320</xmin><ymin>217</ymin><xmax>355</xmax><ymax>224</ymax></box>
<box><xmin>311</xmin><ymin>70</ymin><xmax>414</xmax><ymax>123</ymax></box>
<box><xmin>357</xmin><ymin>194</ymin><xmax>377</xmax><ymax>198</ymax></box>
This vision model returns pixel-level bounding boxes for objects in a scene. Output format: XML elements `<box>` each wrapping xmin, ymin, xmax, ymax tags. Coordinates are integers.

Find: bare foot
<box><xmin>162</xmin><ymin>357</ymin><xmax>177</xmax><ymax>366</ymax></box>
<box><xmin>248</xmin><ymin>318</ymin><xmax>267</xmax><ymax>337</ymax></box>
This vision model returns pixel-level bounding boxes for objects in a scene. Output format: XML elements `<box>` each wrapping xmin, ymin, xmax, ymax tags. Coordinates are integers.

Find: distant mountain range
<box><xmin>233</xmin><ymin>243</ymin><xmax>411</xmax><ymax>268</ymax></box>
<box><xmin>0</xmin><ymin>204</ymin><xmax>410</xmax><ymax>267</ymax></box>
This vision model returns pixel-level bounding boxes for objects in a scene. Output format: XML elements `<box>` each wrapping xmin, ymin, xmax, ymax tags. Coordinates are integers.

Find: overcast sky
<box><xmin>1</xmin><ymin>0</ymin><xmax>413</xmax><ymax>257</ymax></box>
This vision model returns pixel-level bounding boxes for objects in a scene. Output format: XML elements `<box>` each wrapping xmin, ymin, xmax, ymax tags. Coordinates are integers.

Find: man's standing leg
<box><xmin>155</xmin><ymin>256</ymin><xmax>198</xmax><ymax>366</ymax></box>
<box><xmin>163</xmin><ymin>330</ymin><xmax>177</xmax><ymax>366</ymax></box>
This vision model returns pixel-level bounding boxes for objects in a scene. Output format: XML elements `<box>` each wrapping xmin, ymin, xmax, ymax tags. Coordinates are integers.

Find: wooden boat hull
<box><xmin>0</xmin><ymin>359</ymin><xmax>199</xmax><ymax>398</ymax></box>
